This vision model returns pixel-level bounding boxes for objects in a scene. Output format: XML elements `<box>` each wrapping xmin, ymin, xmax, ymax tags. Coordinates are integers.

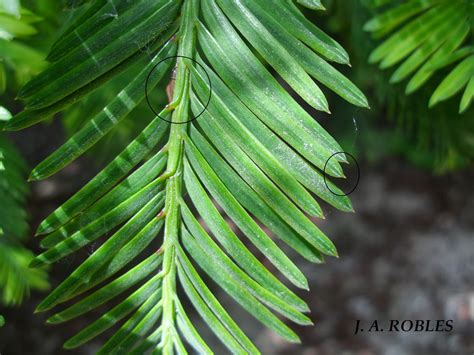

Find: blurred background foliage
<box><xmin>0</xmin><ymin>0</ymin><xmax>472</xmax><ymax>314</ymax></box>
<box><xmin>0</xmin><ymin>0</ymin><xmax>52</xmax><ymax>313</ymax></box>
<box><xmin>0</xmin><ymin>128</ymin><xmax>49</xmax><ymax>307</ymax></box>
<box><xmin>317</xmin><ymin>0</ymin><xmax>474</xmax><ymax>173</ymax></box>
<box><xmin>0</xmin><ymin>0</ymin><xmax>169</xmax><ymax>314</ymax></box>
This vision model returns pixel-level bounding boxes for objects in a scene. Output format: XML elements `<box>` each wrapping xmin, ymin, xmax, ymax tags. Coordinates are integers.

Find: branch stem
<box><xmin>160</xmin><ymin>0</ymin><xmax>198</xmax><ymax>353</ymax></box>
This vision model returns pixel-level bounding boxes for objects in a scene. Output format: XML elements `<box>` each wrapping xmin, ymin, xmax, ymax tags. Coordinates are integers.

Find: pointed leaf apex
<box><xmin>34</xmin><ymin>303</ymin><xmax>47</xmax><ymax>313</ymax></box>
<box><xmin>35</xmin><ymin>222</ymin><xmax>50</xmax><ymax>236</ymax></box>
<box><xmin>428</xmin><ymin>97</ymin><xmax>438</xmax><ymax>108</ymax></box>
<box><xmin>29</xmin><ymin>170</ymin><xmax>42</xmax><ymax>181</ymax></box>
<box><xmin>46</xmin><ymin>315</ymin><xmax>61</xmax><ymax>324</ymax></box>
<box><xmin>390</xmin><ymin>73</ymin><xmax>401</xmax><ymax>84</ymax></box>
<box><xmin>63</xmin><ymin>340</ymin><xmax>77</xmax><ymax>350</ymax></box>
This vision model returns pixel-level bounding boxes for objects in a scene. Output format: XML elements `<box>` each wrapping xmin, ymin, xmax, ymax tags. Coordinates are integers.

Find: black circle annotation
<box><xmin>144</xmin><ymin>55</ymin><xmax>212</xmax><ymax>124</ymax></box>
<box><xmin>323</xmin><ymin>151</ymin><xmax>360</xmax><ymax>196</ymax></box>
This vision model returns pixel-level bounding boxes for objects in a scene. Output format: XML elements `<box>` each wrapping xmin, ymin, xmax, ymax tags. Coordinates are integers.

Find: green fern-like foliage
<box><xmin>6</xmin><ymin>0</ymin><xmax>367</xmax><ymax>352</ymax></box>
<box><xmin>364</xmin><ymin>0</ymin><xmax>473</xmax><ymax>113</ymax></box>
<box><xmin>0</xmin><ymin>0</ymin><xmax>50</xmax><ymax>309</ymax></box>
<box><xmin>0</xmin><ymin>131</ymin><xmax>49</xmax><ymax>306</ymax></box>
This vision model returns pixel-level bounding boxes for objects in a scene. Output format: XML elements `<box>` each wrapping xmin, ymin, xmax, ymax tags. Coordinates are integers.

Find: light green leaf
<box><xmin>275</xmin><ymin>1</ymin><xmax>348</xmax><ymax>64</ymax></box>
<box><xmin>181</xmin><ymin>226</ymin><xmax>302</xmax><ymax>343</ymax></box>
<box><xmin>98</xmin><ymin>298</ymin><xmax>163</xmax><ymax>354</ymax></box>
<box><xmin>188</xmin><ymin>125</ymin><xmax>324</xmax><ymax>263</ymax></box>
<box><xmin>459</xmin><ymin>76</ymin><xmax>474</xmax><ymax>113</ymax></box>
<box><xmin>174</xmin><ymin>296</ymin><xmax>212</xmax><ymax>355</ymax></box>
<box><xmin>177</xmin><ymin>255</ymin><xmax>248</xmax><ymax>353</ymax></box>
<box><xmin>20</xmin><ymin>0</ymin><xmax>179</xmax><ymax>108</ymax></box>
<box><xmin>34</xmin><ymin>115</ymin><xmax>168</xmax><ymax>234</ymax></box>
<box><xmin>429</xmin><ymin>56</ymin><xmax>474</xmax><ymax>107</ymax></box>
<box><xmin>176</xmin><ymin>245</ymin><xmax>257</xmax><ymax>353</ymax></box>
<box><xmin>27</xmin><ymin>41</ymin><xmax>175</xmax><ymax>180</ymax></box>
<box><xmin>217</xmin><ymin>0</ymin><xmax>329</xmax><ymax>112</ymax></box>
<box><xmin>189</xmin><ymin>117</ymin><xmax>338</xmax><ymax>257</ymax></box>
<box><xmin>191</xmin><ymin>61</ymin><xmax>352</xmax><ymax>212</ymax></box>
<box><xmin>363</xmin><ymin>0</ymin><xmax>436</xmax><ymax>35</ymax></box>
<box><xmin>48</xmin><ymin>0</ymin><xmax>138</xmax><ymax>62</ymax></box>
<box><xmin>390</xmin><ymin>13</ymin><xmax>461</xmax><ymax>83</ymax></box>
<box><xmin>199</xmin><ymin>4</ymin><xmax>347</xmax><ymax>176</ymax></box>
<box><xmin>47</xmin><ymin>254</ymin><xmax>161</xmax><ymax>323</ymax></box>
<box><xmin>184</xmin><ymin>154</ymin><xmax>307</xmax><ymax>294</ymax></box>
<box><xmin>406</xmin><ymin>22</ymin><xmax>470</xmax><ymax>94</ymax></box>
<box><xmin>184</xmin><ymin>142</ymin><xmax>308</xmax><ymax>289</ymax></box>
<box><xmin>30</xmin><ymin>180</ymin><xmax>163</xmax><ymax>267</ymax></box>
<box><xmin>39</xmin><ymin>149</ymin><xmax>167</xmax><ymax>248</ymax></box>
<box><xmin>64</xmin><ymin>276</ymin><xmax>162</xmax><ymax>349</ymax></box>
